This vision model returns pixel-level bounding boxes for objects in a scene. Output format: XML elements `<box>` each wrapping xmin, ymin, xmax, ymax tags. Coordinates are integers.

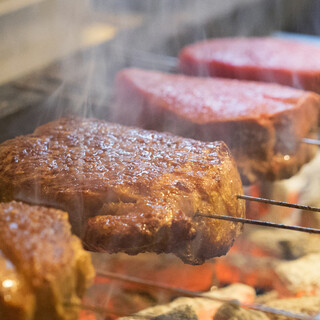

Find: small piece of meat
<box><xmin>0</xmin><ymin>118</ymin><xmax>244</xmax><ymax>265</ymax></box>
<box><xmin>0</xmin><ymin>201</ymin><xmax>94</xmax><ymax>320</ymax></box>
<box><xmin>179</xmin><ymin>37</ymin><xmax>320</xmax><ymax>93</ymax></box>
<box><xmin>113</xmin><ymin>68</ymin><xmax>320</xmax><ymax>184</ymax></box>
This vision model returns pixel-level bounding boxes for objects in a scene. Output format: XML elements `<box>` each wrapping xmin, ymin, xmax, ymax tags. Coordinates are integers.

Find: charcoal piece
<box><xmin>152</xmin><ymin>305</ymin><xmax>198</xmax><ymax>320</ymax></box>
<box><xmin>215</xmin><ymin>302</ymin><xmax>269</xmax><ymax>320</ymax></box>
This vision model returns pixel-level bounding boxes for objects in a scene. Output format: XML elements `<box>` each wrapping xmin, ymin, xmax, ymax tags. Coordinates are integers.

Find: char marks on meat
<box><xmin>0</xmin><ymin>118</ymin><xmax>244</xmax><ymax>264</ymax></box>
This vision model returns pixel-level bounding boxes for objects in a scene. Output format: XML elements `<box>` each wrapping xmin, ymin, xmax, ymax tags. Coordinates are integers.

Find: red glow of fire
<box><xmin>79</xmin><ymin>187</ymin><xmax>306</xmax><ymax>319</ymax></box>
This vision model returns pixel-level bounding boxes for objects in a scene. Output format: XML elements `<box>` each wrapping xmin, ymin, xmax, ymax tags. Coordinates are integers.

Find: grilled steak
<box><xmin>0</xmin><ymin>118</ymin><xmax>244</xmax><ymax>265</ymax></box>
<box><xmin>0</xmin><ymin>201</ymin><xmax>94</xmax><ymax>320</ymax></box>
<box><xmin>179</xmin><ymin>37</ymin><xmax>320</xmax><ymax>93</ymax></box>
<box><xmin>113</xmin><ymin>68</ymin><xmax>320</xmax><ymax>184</ymax></box>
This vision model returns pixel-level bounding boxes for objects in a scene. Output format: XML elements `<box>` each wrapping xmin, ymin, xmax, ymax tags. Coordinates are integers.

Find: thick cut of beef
<box><xmin>113</xmin><ymin>68</ymin><xmax>320</xmax><ymax>184</ymax></box>
<box><xmin>179</xmin><ymin>37</ymin><xmax>320</xmax><ymax>93</ymax></box>
<box><xmin>0</xmin><ymin>201</ymin><xmax>94</xmax><ymax>320</ymax></box>
<box><xmin>0</xmin><ymin>118</ymin><xmax>244</xmax><ymax>265</ymax></box>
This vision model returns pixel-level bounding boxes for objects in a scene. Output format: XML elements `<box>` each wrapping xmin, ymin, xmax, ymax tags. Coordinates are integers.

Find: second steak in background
<box><xmin>0</xmin><ymin>117</ymin><xmax>244</xmax><ymax>265</ymax></box>
<box><xmin>113</xmin><ymin>68</ymin><xmax>320</xmax><ymax>185</ymax></box>
<box><xmin>179</xmin><ymin>37</ymin><xmax>320</xmax><ymax>93</ymax></box>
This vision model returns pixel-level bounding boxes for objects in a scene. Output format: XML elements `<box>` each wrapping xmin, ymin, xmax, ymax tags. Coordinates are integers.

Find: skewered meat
<box><xmin>179</xmin><ymin>37</ymin><xmax>320</xmax><ymax>93</ymax></box>
<box><xmin>0</xmin><ymin>118</ymin><xmax>245</xmax><ymax>265</ymax></box>
<box><xmin>113</xmin><ymin>68</ymin><xmax>320</xmax><ymax>184</ymax></box>
<box><xmin>0</xmin><ymin>201</ymin><xmax>94</xmax><ymax>320</ymax></box>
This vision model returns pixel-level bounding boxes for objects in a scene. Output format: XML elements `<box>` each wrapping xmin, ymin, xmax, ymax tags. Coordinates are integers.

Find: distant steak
<box><xmin>179</xmin><ymin>37</ymin><xmax>320</xmax><ymax>93</ymax></box>
<box><xmin>113</xmin><ymin>68</ymin><xmax>320</xmax><ymax>184</ymax></box>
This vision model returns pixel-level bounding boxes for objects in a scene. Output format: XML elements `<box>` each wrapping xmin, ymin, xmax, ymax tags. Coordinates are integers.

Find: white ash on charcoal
<box><xmin>213</xmin><ymin>228</ymin><xmax>320</xmax><ymax>291</ymax></box>
<box><xmin>255</xmin><ymin>291</ymin><xmax>279</xmax><ymax>305</ymax></box>
<box><xmin>151</xmin><ymin>306</ymin><xmax>198</xmax><ymax>320</ymax></box>
<box><xmin>266</xmin><ymin>152</ymin><xmax>320</xmax><ymax>227</ymax></box>
<box><xmin>244</xmin><ymin>228</ymin><xmax>320</xmax><ymax>260</ymax></box>
<box><xmin>118</xmin><ymin>284</ymin><xmax>255</xmax><ymax>320</ymax></box>
<box><xmin>214</xmin><ymin>297</ymin><xmax>320</xmax><ymax>320</ymax></box>
<box><xmin>273</xmin><ymin>253</ymin><xmax>320</xmax><ymax>297</ymax></box>
<box><xmin>243</xmin><ymin>152</ymin><xmax>320</xmax><ymax>227</ymax></box>
<box><xmin>282</xmin><ymin>152</ymin><xmax>320</xmax><ymax>229</ymax></box>
<box><xmin>298</xmin><ymin>153</ymin><xmax>320</xmax><ymax>228</ymax></box>
<box><xmin>214</xmin><ymin>303</ymin><xmax>269</xmax><ymax>320</ymax></box>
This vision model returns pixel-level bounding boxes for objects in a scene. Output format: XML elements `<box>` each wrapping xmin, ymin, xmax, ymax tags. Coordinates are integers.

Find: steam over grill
<box><xmin>1</xmin><ymin>1</ymin><xmax>320</xmax><ymax>319</ymax></box>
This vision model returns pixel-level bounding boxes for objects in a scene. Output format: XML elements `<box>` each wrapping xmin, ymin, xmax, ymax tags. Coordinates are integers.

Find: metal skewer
<box><xmin>237</xmin><ymin>194</ymin><xmax>320</xmax><ymax>213</ymax></box>
<box><xmin>195</xmin><ymin>213</ymin><xmax>320</xmax><ymax>234</ymax></box>
<box><xmin>301</xmin><ymin>138</ymin><xmax>320</xmax><ymax>146</ymax></box>
<box><xmin>78</xmin><ymin>194</ymin><xmax>320</xmax><ymax>315</ymax></box>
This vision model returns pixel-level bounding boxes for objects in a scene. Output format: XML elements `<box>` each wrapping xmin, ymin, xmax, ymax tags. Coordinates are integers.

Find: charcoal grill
<box><xmin>1</xmin><ymin>1</ymin><xmax>320</xmax><ymax>319</ymax></box>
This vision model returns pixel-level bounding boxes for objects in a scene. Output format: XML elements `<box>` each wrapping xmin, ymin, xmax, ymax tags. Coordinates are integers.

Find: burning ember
<box><xmin>77</xmin><ymin>167</ymin><xmax>320</xmax><ymax>319</ymax></box>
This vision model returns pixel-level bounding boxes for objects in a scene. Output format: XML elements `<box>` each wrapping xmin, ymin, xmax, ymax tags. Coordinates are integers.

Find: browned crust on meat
<box><xmin>84</xmin><ymin>139</ymin><xmax>244</xmax><ymax>264</ymax></box>
<box><xmin>0</xmin><ymin>118</ymin><xmax>244</xmax><ymax>264</ymax></box>
<box><xmin>227</xmin><ymin>93</ymin><xmax>320</xmax><ymax>184</ymax></box>
<box><xmin>0</xmin><ymin>201</ymin><xmax>94</xmax><ymax>320</ymax></box>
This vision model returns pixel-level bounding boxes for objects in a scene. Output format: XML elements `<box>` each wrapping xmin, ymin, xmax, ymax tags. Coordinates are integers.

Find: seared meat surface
<box><xmin>0</xmin><ymin>118</ymin><xmax>244</xmax><ymax>264</ymax></box>
<box><xmin>114</xmin><ymin>68</ymin><xmax>320</xmax><ymax>184</ymax></box>
<box><xmin>0</xmin><ymin>201</ymin><xmax>94</xmax><ymax>320</ymax></box>
<box><xmin>179</xmin><ymin>37</ymin><xmax>320</xmax><ymax>93</ymax></box>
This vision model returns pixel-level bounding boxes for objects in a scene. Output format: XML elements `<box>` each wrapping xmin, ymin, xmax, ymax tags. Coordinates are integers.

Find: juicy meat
<box><xmin>0</xmin><ymin>201</ymin><xmax>94</xmax><ymax>320</ymax></box>
<box><xmin>179</xmin><ymin>37</ymin><xmax>320</xmax><ymax>93</ymax></box>
<box><xmin>113</xmin><ymin>68</ymin><xmax>320</xmax><ymax>184</ymax></box>
<box><xmin>0</xmin><ymin>118</ymin><xmax>244</xmax><ymax>265</ymax></box>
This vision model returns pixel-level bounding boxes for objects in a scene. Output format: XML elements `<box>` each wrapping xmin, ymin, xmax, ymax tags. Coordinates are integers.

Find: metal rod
<box><xmin>97</xmin><ymin>270</ymin><xmax>204</xmax><ymax>298</ymax></box>
<box><xmin>237</xmin><ymin>194</ymin><xmax>320</xmax><ymax>213</ymax></box>
<box><xmin>301</xmin><ymin>138</ymin><xmax>320</xmax><ymax>146</ymax></box>
<box><xmin>95</xmin><ymin>270</ymin><xmax>313</xmax><ymax>320</ymax></box>
<box><xmin>195</xmin><ymin>213</ymin><xmax>320</xmax><ymax>234</ymax></box>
